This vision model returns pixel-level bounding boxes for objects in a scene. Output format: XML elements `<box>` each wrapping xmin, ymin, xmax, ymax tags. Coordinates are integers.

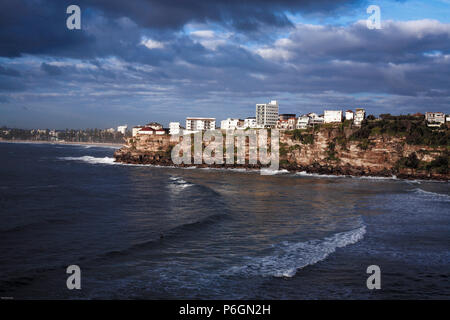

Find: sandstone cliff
<box><xmin>114</xmin><ymin>124</ymin><xmax>449</xmax><ymax>181</ymax></box>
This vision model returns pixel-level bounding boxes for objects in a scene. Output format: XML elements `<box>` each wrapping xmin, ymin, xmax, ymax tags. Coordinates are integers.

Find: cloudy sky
<box><xmin>1</xmin><ymin>0</ymin><xmax>450</xmax><ymax>129</ymax></box>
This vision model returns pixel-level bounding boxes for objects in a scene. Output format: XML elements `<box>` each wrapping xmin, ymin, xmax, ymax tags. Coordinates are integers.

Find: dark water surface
<box><xmin>0</xmin><ymin>142</ymin><xmax>449</xmax><ymax>299</ymax></box>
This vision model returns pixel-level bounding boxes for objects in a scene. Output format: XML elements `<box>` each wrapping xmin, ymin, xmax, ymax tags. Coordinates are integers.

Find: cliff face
<box><xmin>278</xmin><ymin>127</ymin><xmax>447</xmax><ymax>179</ymax></box>
<box><xmin>114</xmin><ymin>128</ymin><xmax>449</xmax><ymax>180</ymax></box>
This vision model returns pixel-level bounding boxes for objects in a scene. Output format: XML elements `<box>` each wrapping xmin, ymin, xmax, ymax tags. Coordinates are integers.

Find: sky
<box><xmin>0</xmin><ymin>0</ymin><xmax>450</xmax><ymax>129</ymax></box>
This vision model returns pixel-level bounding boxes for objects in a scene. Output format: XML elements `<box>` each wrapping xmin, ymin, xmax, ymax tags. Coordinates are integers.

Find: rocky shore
<box><xmin>114</xmin><ymin>130</ymin><xmax>449</xmax><ymax>181</ymax></box>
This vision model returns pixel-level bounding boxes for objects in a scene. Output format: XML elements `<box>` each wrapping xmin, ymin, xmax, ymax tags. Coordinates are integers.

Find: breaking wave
<box><xmin>227</xmin><ymin>225</ymin><xmax>366</xmax><ymax>278</ymax></box>
<box><xmin>259</xmin><ymin>168</ymin><xmax>289</xmax><ymax>175</ymax></box>
<box><xmin>59</xmin><ymin>156</ymin><xmax>117</xmax><ymax>165</ymax></box>
<box><xmin>411</xmin><ymin>188</ymin><xmax>450</xmax><ymax>201</ymax></box>
<box><xmin>295</xmin><ymin>171</ymin><xmax>341</xmax><ymax>178</ymax></box>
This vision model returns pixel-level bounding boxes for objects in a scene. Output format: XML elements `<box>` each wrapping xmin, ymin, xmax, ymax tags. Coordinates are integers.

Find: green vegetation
<box><xmin>326</xmin><ymin>142</ymin><xmax>339</xmax><ymax>161</ymax></box>
<box><xmin>350</xmin><ymin>119</ymin><xmax>449</xmax><ymax>147</ymax></box>
<box><xmin>290</xmin><ymin>129</ymin><xmax>315</xmax><ymax>144</ymax></box>
<box><xmin>397</xmin><ymin>151</ymin><xmax>449</xmax><ymax>174</ymax></box>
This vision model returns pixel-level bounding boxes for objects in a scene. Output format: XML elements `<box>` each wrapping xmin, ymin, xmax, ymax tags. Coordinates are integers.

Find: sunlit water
<box><xmin>0</xmin><ymin>142</ymin><xmax>449</xmax><ymax>299</ymax></box>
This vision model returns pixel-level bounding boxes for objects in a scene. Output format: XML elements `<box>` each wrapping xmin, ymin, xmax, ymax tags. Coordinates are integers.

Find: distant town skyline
<box><xmin>1</xmin><ymin>0</ymin><xmax>450</xmax><ymax>129</ymax></box>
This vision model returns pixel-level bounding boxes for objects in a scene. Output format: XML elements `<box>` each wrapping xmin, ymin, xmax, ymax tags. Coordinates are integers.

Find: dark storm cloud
<box><xmin>0</xmin><ymin>1</ymin><xmax>94</xmax><ymax>57</ymax></box>
<box><xmin>0</xmin><ymin>0</ymin><xmax>364</xmax><ymax>58</ymax></box>
<box><xmin>77</xmin><ymin>0</ymin><xmax>364</xmax><ymax>30</ymax></box>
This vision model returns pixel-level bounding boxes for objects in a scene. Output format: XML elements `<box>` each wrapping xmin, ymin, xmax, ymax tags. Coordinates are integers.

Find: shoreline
<box><xmin>113</xmin><ymin>157</ymin><xmax>449</xmax><ymax>182</ymax></box>
<box><xmin>0</xmin><ymin>139</ymin><xmax>123</xmax><ymax>148</ymax></box>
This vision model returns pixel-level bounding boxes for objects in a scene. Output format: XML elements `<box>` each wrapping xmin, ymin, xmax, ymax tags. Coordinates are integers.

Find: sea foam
<box><xmin>227</xmin><ymin>225</ymin><xmax>366</xmax><ymax>278</ymax></box>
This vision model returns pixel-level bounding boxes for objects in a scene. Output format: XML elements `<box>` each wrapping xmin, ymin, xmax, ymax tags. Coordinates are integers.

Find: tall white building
<box><xmin>244</xmin><ymin>117</ymin><xmax>257</xmax><ymax>128</ymax></box>
<box><xmin>117</xmin><ymin>125</ymin><xmax>128</xmax><ymax>134</ymax></box>
<box><xmin>256</xmin><ymin>100</ymin><xmax>279</xmax><ymax>128</ymax></box>
<box><xmin>324</xmin><ymin>110</ymin><xmax>343</xmax><ymax>123</ymax></box>
<box><xmin>185</xmin><ymin>117</ymin><xmax>216</xmax><ymax>131</ymax></box>
<box><xmin>220</xmin><ymin>118</ymin><xmax>244</xmax><ymax>130</ymax></box>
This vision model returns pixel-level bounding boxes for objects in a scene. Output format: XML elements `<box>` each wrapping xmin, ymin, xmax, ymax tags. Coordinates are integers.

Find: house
<box><xmin>354</xmin><ymin>108</ymin><xmax>366</xmax><ymax>126</ymax></box>
<box><xmin>256</xmin><ymin>100</ymin><xmax>279</xmax><ymax>128</ymax></box>
<box><xmin>186</xmin><ymin>117</ymin><xmax>216</xmax><ymax>131</ymax></box>
<box><xmin>324</xmin><ymin>110</ymin><xmax>343</xmax><ymax>123</ymax></box>
<box><xmin>244</xmin><ymin>117</ymin><xmax>257</xmax><ymax>129</ymax></box>
<box><xmin>425</xmin><ymin>112</ymin><xmax>445</xmax><ymax>127</ymax></box>
<box><xmin>137</xmin><ymin>127</ymin><xmax>166</xmax><ymax>135</ymax></box>
<box><xmin>276</xmin><ymin>116</ymin><xmax>296</xmax><ymax>130</ymax></box>
<box><xmin>220</xmin><ymin>118</ymin><xmax>244</xmax><ymax>130</ymax></box>
<box><xmin>136</xmin><ymin>127</ymin><xmax>155</xmax><ymax>135</ymax></box>
<box><xmin>345</xmin><ymin>110</ymin><xmax>354</xmax><ymax>120</ymax></box>
<box><xmin>308</xmin><ymin>113</ymin><xmax>324</xmax><ymax>125</ymax></box>
<box><xmin>145</xmin><ymin>122</ymin><xmax>163</xmax><ymax>130</ymax></box>
<box><xmin>296</xmin><ymin>115</ymin><xmax>310</xmax><ymax>129</ymax></box>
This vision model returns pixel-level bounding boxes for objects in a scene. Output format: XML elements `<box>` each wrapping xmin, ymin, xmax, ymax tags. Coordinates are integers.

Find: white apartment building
<box><xmin>220</xmin><ymin>118</ymin><xmax>244</xmax><ymax>130</ymax></box>
<box><xmin>169</xmin><ymin>122</ymin><xmax>184</xmax><ymax>135</ymax></box>
<box><xmin>117</xmin><ymin>125</ymin><xmax>128</xmax><ymax>134</ymax></box>
<box><xmin>256</xmin><ymin>100</ymin><xmax>279</xmax><ymax>128</ymax></box>
<box><xmin>244</xmin><ymin>117</ymin><xmax>257</xmax><ymax>128</ymax></box>
<box><xmin>324</xmin><ymin>110</ymin><xmax>343</xmax><ymax>123</ymax></box>
<box><xmin>425</xmin><ymin>112</ymin><xmax>445</xmax><ymax>127</ymax></box>
<box><xmin>186</xmin><ymin>117</ymin><xmax>216</xmax><ymax>131</ymax></box>
<box><xmin>345</xmin><ymin>110</ymin><xmax>354</xmax><ymax>120</ymax></box>
<box><xmin>354</xmin><ymin>108</ymin><xmax>366</xmax><ymax>126</ymax></box>
<box><xmin>296</xmin><ymin>115</ymin><xmax>310</xmax><ymax>129</ymax></box>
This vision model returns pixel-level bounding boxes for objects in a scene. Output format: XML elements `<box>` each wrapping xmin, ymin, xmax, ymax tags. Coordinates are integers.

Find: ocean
<box><xmin>0</xmin><ymin>142</ymin><xmax>449</xmax><ymax>299</ymax></box>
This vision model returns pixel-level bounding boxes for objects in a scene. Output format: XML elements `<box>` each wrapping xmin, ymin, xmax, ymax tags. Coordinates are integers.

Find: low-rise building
<box><xmin>308</xmin><ymin>113</ymin><xmax>324</xmax><ymax>125</ymax></box>
<box><xmin>137</xmin><ymin>127</ymin><xmax>166</xmax><ymax>135</ymax></box>
<box><xmin>354</xmin><ymin>108</ymin><xmax>366</xmax><ymax>126</ymax></box>
<box><xmin>425</xmin><ymin>112</ymin><xmax>445</xmax><ymax>127</ymax></box>
<box><xmin>296</xmin><ymin>115</ymin><xmax>310</xmax><ymax>129</ymax></box>
<box><xmin>345</xmin><ymin>110</ymin><xmax>354</xmax><ymax>120</ymax></box>
<box><xmin>146</xmin><ymin>122</ymin><xmax>163</xmax><ymax>130</ymax></box>
<box><xmin>186</xmin><ymin>117</ymin><xmax>216</xmax><ymax>131</ymax></box>
<box><xmin>244</xmin><ymin>117</ymin><xmax>257</xmax><ymax>128</ymax></box>
<box><xmin>324</xmin><ymin>110</ymin><xmax>343</xmax><ymax>123</ymax></box>
<box><xmin>220</xmin><ymin>118</ymin><xmax>244</xmax><ymax>130</ymax></box>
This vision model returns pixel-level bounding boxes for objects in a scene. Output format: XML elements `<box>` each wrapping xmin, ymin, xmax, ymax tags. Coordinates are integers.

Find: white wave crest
<box><xmin>412</xmin><ymin>188</ymin><xmax>450</xmax><ymax>201</ymax></box>
<box><xmin>59</xmin><ymin>156</ymin><xmax>117</xmax><ymax>165</ymax></box>
<box><xmin>260</xmin><ymin>168</ymin><xmax>289</xmax><ymax>175</ymax></box>
<box><xmin>227</xmin><ymin>226</ymin><xmax>366</xmax><ymax>278</ymax></box>
<box><xmin>296</xmin><ymin>171</ymin><xmax>341</xmax><ymax>178</ymax></box>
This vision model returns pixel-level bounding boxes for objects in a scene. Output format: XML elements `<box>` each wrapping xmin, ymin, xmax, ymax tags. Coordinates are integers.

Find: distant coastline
<box><xmin>0</xmin><ymin>139</ymin><xmax>123</xmax><ymax>148</ymax></box>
